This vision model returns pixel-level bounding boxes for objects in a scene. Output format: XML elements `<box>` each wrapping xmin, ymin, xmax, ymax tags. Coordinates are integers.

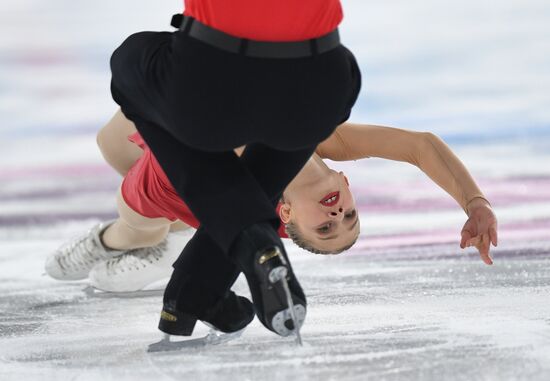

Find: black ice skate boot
<box><xmin>230</xmin><ymin>221</ymin><xmax>306</xmax><ymax>342</ymax></box>
<box><xmin>158</xmin><ymin>289</ymin><xmax>255</xmax><ymax>336</ymax></box>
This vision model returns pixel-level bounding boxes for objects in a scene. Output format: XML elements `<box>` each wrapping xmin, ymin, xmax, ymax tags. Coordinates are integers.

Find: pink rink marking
<box><xmin>353</xmin><ymin>223</ymin><xmax>550</xmax><ymax>251</ymax></box>
<box><xmin>352</xmin><ymin>176</ymin><xmax>550</xmax><ymax>213</ymax></box>
<box><xmin>352</xmin><ymin>176</ymin><xmax>550</xmax><ymax>196</ymax></box>
<box><xmin>0</xmin><ymin>164</ymin><xmax>113</xmax><ymax>180</ymax></box>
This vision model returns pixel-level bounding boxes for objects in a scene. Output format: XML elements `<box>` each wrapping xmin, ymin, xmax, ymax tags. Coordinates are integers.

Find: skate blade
<box><xmin>267</xmin><ymin>267</ymin><xmax>306</xmax><ymax>345</ymax></box>
<box><xmin>147</xmin><ymin>328</ymin><xmax>245</xmax><ymax>353</ymax></box>
<box><xmin>280</xmin><ymin>276</ymin><xmax>304</xmax><ymax>346</ymax></box>
<box><xmin>83</xmin><ymin>286</ymin><xmax>163</xmax><ymax>299</ymax></box>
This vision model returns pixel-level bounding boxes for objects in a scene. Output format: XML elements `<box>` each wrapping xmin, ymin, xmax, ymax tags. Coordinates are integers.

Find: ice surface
<box><xmin>1</xmin><ymin>0</ymin><xmax>550</xmax><ymax>380</ymax></box>
<box><xmin>2</xmin><ymin>232</ymin><xmax>550</xmax><ymax>380</ymax></box>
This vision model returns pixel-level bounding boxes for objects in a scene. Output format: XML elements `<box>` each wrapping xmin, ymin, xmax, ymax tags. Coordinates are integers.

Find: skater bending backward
<box><xmin>46</xmin><ymin>110</ymin><xmax>498</xmax><ymax>292</ymax></box>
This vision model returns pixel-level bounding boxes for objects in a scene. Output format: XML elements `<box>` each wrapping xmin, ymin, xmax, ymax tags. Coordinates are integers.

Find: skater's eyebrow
<box><xmin>318</xmin><ymin>234</ymin><xmax>338</xmax><ymax>240</ymax></box>
<box><xmin>318</xmin><ymin>216</ymin><xmax>358</xmax><ymax>240</ymax></box>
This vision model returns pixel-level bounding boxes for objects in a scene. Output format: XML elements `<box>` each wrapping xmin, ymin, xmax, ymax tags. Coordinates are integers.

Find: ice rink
<box><xmin>1</xmin><ymin>1</ymin><xmax>550</xmax><ymax>380</ymax></box>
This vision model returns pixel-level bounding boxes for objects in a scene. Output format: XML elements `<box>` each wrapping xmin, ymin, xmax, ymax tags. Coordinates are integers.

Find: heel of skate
<box><xmin>230</xmin><ymin>222</ymin><xmax>307</xmax><ymax>343</ymax></box>
<box><xmin>158</xmin><ymin>306</ymin><xmax>197</xmax><ymax>336</ymax></box>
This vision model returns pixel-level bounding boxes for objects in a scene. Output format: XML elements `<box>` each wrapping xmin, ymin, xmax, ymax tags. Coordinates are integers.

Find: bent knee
<box><xmin>96</xmin><ymin>126</ymin><xmax>109</xmax><ymax>154</ymax></box>
<box><xmin>96</xmin><ymin>125</ymin><xmax>118</xmax><ymax>169</ymax></box>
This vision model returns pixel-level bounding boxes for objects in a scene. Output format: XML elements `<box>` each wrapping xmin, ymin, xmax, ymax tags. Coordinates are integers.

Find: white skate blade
<box><xmin>147</xmin><ymin>328</ymin><xmax>245</xmax><ymax>352</ymax></box>
<box><xmin>280</xmin><ymin>277</ymin><xmax>303</xmax><ymax>346</ymax></box>
<box><xmin>268</xmin><ymin>267</ymin><xmax>305</xmax><ymax>345</ymax></box>
<box><xmin>83</xmin><ymin>286</ymin><xmax>163</xmax><ymax>299</ymax></box>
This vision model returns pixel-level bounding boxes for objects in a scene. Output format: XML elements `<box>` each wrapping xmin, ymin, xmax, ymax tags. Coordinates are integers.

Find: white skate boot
<box><xmin>45</xmin><ymin>221</ymin><xmax>123</xmax><ymax>281</ymax></box>
<box><xmin>88</xmin><ymin>229</ymin><xmax>194</xmax><ymax>292</ymax></box>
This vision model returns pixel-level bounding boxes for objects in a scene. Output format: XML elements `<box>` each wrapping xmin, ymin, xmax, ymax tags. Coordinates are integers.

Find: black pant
<box><xmin>110</xmin><ymin>28</ymin><xmax>361</xmax><ymax>301</ymax></box>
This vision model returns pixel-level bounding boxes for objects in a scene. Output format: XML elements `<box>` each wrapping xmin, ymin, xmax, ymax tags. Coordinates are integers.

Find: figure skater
<box><xmin>108</xmin><ymin>1</ymin><xmax>361</xmax><ymax>340</ymax></box>
<box><xmin>47</xmin><ymin>110</ymin><xmax>498</xmax><ymax>295</ymax></box>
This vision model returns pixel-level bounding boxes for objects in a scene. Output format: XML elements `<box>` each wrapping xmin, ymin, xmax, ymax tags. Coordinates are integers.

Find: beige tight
<box><xmin>96</xmin><ymin>109</ymin><xmax>191</xmax><ymax>251</ymax></box>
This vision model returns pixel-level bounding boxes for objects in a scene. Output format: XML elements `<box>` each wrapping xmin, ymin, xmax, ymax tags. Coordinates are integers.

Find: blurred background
<box><xmin>1</xmin><ymin>0</ymin><xmax>549</xmax><ymax>238</ymax></box>
<box><xmin>1</xmin><ymin>1</ymin><xmax>550</xmax><ymax>380</ymax></box>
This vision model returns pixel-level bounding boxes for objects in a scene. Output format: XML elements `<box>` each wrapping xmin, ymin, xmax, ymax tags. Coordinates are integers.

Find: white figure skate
<box><xmin>45</xmin><ymin>221</ymin><xmax>123</xmax><ymax>280</ymax></box>
<box><xmin>89</xmin><ymin>229</ymin><xmax>194</xmax><ymax>293</ymax></box>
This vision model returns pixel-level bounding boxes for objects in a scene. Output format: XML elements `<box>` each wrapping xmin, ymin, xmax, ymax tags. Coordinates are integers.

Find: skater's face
<box><xmin>280</xmin><ymin>171</ymin><xmax>360</xmax><ymax>253</ymax></box>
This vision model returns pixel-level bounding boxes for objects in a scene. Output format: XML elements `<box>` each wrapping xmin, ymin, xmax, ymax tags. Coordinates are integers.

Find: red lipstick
<box><xmin>319</xmin><ymin>191</ymin><xmax>339</xmax><ymax>207</ymax></box>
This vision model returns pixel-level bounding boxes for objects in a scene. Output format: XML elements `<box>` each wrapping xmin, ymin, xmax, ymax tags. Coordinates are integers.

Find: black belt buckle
<box><xmin>170</xmin><ymin>13</ymin><xmax>339</xmax><ymax>58</ymax></box>
<box><xmin>171</xmin><ymin>13</ymin><xmax>184</xmax><ymax>29</ymax></box>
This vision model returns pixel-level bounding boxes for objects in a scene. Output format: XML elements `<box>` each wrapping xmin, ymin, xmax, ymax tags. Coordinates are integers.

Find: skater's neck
<box><xmin>284</xmin><ymin>153</ymin><xmax>333</xmax><ymax>191</ymax></box>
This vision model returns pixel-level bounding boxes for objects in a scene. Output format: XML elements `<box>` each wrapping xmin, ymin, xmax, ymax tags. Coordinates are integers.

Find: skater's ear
<box><xmin>339</xmin><ymin>171</ymin><xmax>350</xmax><ymax>187</ymax></box>
<box><xmin>279</xmin><ymin>203</ymin><xmax>292</xmax><ymax>224</ymax></box>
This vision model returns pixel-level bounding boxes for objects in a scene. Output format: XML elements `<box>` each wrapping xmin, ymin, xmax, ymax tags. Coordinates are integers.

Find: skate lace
<box><xmin>105</xmin><ymin>240</ymin><xmax>168</xmax><ymax>274</ymax></box>
<box><xmin>56</xmin><ymin>230</ymin><xmax>105</xmax><ymax>271</ymax></box>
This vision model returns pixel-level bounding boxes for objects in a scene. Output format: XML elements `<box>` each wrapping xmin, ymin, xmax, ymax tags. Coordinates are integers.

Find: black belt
<box><xmin>170</xmin><ymin>14</ymin><xmax>340</xmax><ymax>58</ymax></box>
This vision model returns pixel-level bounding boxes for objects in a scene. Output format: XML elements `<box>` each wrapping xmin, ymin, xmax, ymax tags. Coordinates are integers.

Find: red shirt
<box><xmin>121</xmin><ymin>132</ymin><xmax>289</xmax><ymax>238</ymax></box>
<box><xmin>183</xmin><ymin>0</ymin><xmax>343</xmax><ymax>41</ymax></box>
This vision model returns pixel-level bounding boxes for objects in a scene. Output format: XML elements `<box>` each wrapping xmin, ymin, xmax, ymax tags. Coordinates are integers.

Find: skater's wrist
<box><xmin>465</xmin><ymin>196</ymin><xmax>491</xmax><ymax>216</ymax></box>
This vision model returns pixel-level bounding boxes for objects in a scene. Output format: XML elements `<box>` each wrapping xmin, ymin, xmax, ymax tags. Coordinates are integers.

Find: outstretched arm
<box><xmin>316</xmin><ymin>122</ymin><xmax>498</xmax><ymax>264</ymax></box>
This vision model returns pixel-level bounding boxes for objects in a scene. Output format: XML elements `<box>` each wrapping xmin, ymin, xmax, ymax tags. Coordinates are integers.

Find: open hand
<box><xmin>460</xmin><ymin>198</ymin><xmax>498</xmax><ymax>265</ymax></box>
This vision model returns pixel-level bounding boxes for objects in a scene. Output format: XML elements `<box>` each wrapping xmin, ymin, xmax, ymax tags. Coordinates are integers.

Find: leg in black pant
<box><xmin>134</xmin><ymin>117</ymin><xmax>279</xmax><ymax>252</ymax></box>
<box><xmin>165</xmin><ymin>142</ymin><xmax>316</xmax><ymax>303</ymax></box>
<box><xmin>146</xmin><ymin>128</ymin><xmax>315</xmax><ymax>335</ymax></box>
<box><xmin>110</xmin><ymin>26</ymin><xmax>361</xmax><ymax>337</ymax></box>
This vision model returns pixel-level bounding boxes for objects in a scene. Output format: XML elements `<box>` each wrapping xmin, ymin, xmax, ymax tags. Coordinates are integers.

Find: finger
<box><xmin>467</xmin><ymin>236</ymin><xmax>481</xmax><ymax>247</ymax></box>
<box><xmin>460</xmin><ymin>229</ymin><xmax>472</xmax><ymax>249</ymax></box>
<box><xmin>489</xmin><ymin>225</ymin><xmax>498</xmax><ymax>247</ymax></box>
<box><xmin>478</xmin><ymin>233</ymin><xmax>493</xmax><ymax>265</ymax></box>
<box><xmin>460</xmin><ymin>233</ymin><xmax>468</xmax><ymax>248</ymax></box>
